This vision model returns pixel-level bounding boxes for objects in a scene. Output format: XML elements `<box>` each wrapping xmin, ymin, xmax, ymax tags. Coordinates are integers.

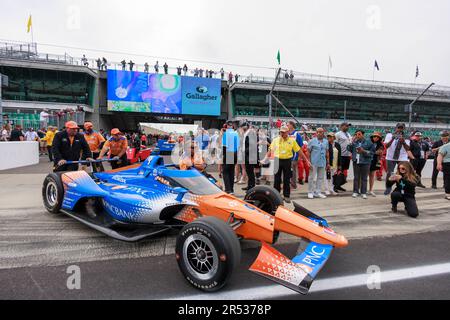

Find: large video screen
<box><xmin>107</xmin><ymin>70</ymin><xmax>221</xmax><ymax>116</ymax></box>
<box><xmin>107</xmin><ymin>70</ymin><xmax>182</xmax><ymax>113</ymax></box>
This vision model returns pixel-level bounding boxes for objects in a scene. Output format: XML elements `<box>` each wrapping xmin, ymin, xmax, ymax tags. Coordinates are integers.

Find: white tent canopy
<box><xmin>140</xmin><ymin>123</ymin><xmax>199</xmax><ymax>135</ymax></box>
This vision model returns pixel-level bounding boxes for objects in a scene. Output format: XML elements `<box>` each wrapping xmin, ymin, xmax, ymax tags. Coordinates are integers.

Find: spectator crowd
<box><xmin>2</xmin><ymin>118</ymin><xmax>450</xmax><ymax>215</ymax></box>
<box><xmin>80</xmin><ymin>55</ymin><xmax>248</xmax><ymax>84</ymax></box>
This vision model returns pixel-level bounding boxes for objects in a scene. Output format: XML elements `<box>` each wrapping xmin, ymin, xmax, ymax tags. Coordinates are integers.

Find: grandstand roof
<box><xmin>231</xmin><ymin>73</ymin><xmax>450</xmax><ymax>104</ymax></box>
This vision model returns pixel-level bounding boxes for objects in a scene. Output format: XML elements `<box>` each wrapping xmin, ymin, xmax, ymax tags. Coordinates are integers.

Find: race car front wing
<box><xmin>249</xmin><ymin>240</ymin><xmax>333</xmax><ymax>294</ymax></box>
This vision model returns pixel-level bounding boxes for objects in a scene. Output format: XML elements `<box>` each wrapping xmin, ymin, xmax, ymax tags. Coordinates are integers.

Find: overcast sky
<box><xmin>1</xmin><ymin>0</ymin><xmax>450</xmax><ymax>86</ymax></box>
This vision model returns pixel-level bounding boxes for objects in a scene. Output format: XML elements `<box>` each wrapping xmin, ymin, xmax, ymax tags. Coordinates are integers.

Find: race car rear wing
<box><xmin>249</xmin><ymin>240</ymin><xmax>333</xmax><ymax>295</ymax></box>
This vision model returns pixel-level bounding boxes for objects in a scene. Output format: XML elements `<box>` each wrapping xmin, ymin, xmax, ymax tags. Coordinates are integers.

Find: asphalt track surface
<box><xmin>1</xmin><ymin>158</ymin><xmax>450</xmax><ymax>300</ymax></box>
<box><xmin>1</xmin><ymin>230</ymin><xmax>450</xmax><ymax>300</ymax></box>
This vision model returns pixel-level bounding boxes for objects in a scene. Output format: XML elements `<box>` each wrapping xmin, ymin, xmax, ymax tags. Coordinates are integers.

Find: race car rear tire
<box><xmin>244</xmin><ymin>185</ymin><xmax>284</xmax><ymax>215</ymax></box>
<box><xmin>42</xmin><ymin>173</ymin><xmax>64</xmax><ymax>215</ymax></box>
<box><xmin>176</xmin><ymin>217</ymin><xmax>241</xmax><ymax>292</ymax></box>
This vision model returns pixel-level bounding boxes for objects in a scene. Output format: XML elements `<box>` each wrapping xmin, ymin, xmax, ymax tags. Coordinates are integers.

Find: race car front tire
<box><xmin>42</xmin><ymin>173</ymin><xmax>64</xmax><ymax>214</ymax></box>
<box><xmin>176</xmin><ymin>217</ymin><xmax>241</xmax><ymax>292</ymax></box>
<box><xmin>244</xmin><ymin>185</ymin><xmax>284</xmax><ymax>215</ymax></box>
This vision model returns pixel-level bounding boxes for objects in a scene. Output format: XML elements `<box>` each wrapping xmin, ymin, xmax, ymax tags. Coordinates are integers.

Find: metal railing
<box><xmin>0</xmin><ymin>41</ymin><xmax>74</xmax><ymax>65</ymax></box>
<box><xmin>2</xmin><ymin>111</ymin><xmax>85</xmax><ymax>130</ymax></box>
<box><xmin>238</xmin><ymin>73</ymin><xmax>450</xmax><ymax>100</ymax></box>
<box><xmin>1</xmin><ymin>40</ymin><xmax>450</xmax><ymax>100</ymax></box>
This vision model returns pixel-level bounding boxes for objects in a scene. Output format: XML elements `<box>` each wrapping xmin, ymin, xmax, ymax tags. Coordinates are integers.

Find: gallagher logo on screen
<box><xmin>186</xmin><ymin>85</ymin><xmax>217</xmax><ymax>101</ymax></box>
<box><xmin>196</xmin><ymin>86</ymin><xmax>208</xmax><ymax>94</ymax></box>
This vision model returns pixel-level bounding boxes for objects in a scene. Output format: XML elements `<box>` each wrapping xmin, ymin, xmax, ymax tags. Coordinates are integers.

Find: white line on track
<box><xmin>166</xmin><ymin>262</ymin><xmax>450</xmax><ymax>300</ymax></box>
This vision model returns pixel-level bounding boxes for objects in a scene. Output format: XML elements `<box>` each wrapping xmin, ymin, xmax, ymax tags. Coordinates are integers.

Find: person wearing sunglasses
<box><xmin>387</xmin><ymin>161</ymin><xmax>419</xmax><ymax>218</ymax></box>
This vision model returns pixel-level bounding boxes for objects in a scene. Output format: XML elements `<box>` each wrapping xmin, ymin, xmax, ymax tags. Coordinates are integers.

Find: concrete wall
<box><xmin>0</xmin><ymin>142</ymin><xmax>39</xmax><ymax>171</ymax></box>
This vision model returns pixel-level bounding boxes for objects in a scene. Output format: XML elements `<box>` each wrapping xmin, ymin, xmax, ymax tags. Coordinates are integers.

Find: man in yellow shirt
<box><xmin>261</xmin><ymin>126</ymin><xmax>308</xmax><ymax>203</ymax></box>
<box><xmin>42</xmin><ymin>126</ymin><xmax>58</xmax><ymax>162</ymax></box>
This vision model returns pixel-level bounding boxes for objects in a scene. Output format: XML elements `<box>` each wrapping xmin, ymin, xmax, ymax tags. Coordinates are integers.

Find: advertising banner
<box><xmin>181</xmin><ymin>77</ymin><xmax>221</xmax><ymax>116</ymax></box>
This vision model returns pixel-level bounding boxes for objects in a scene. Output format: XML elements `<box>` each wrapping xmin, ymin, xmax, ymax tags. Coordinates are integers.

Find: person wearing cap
<box><xmin>221</xmin><ymin>121</ymin><xmax>240</xmax><ymax>195</ymax></box>
<box><xmin>98</xmin><ymin>128</ymin><xmax>129</xmax><ymax>170</ymax></box>
<box><xmin>431</xmin><ymin>130</ymin><xmax>449</xmax><ymax>189</ymax></box>
<box><xmin>307</xmin><ymin>128</ymin><xmax>329</xmax><ymax>199</ymax></box>
<box><xmin>261</xmin><ymin>126</ymin><xmax>302</xmax><ymax>203</ymax></box>
<box><xmin>52</xmin><ymin>121</ymin><xmax>93</xmax><ymax>172</ymax></box>
<box><xmin>436</xmin><ymin>140</ymin><xmax>450</xmax><ymax>200</ymax></box>
<box><xmin>409</xmin><ymin>131</ymin><xmax>429</xmax><ymax>188</ymax></box>
<box><xmin>335</xmin><ymin>122</ymin><xmax>353</xmax><ymax>190</ymax></box>
<box><xmin>42</xmin><ymin>126</ymin><xmax>58</xmax><ymax>162</ymax></box>
<box><xmin>383</xmin><ymin>123</ymin><xmax>411</xmax><ymax>195</ymax></box>
<box><xmin>347</xmin><ymin>130</ymin><xmax>375</xmax><ymax>199</ymax></box>
<box><xmin>83</xmin><ymin>122</ymin><xmax>106</xmax><ymax>172</ymax></box>
<box><xmin>369</xmin><ymin>132</ymin><xmax>385</xmax><ymax>196</ymax></box>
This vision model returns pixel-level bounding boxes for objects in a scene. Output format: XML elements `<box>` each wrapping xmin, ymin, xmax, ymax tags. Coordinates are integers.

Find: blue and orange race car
<box><xmin>42</xmin><ymin>156</ymin><xmax>348</xmax><ymax>294</ymax></box>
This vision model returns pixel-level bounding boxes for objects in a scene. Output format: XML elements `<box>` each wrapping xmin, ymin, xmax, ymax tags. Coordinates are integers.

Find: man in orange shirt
<box><xmin>83</xmin><ymin>122</ymin><xmax>106</xmax><ymax>172</ymax></box>
<box><xmin>98</xmin><ymin>128</ymin><xmax>129</xmax><ymax>169</ymax></box>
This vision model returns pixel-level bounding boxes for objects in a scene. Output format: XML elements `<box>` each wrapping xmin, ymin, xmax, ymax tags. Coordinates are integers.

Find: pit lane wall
<box><xmin>0</xmin><ymin>142</ymin><xmax>39</xmax><ymax>171</ymax></box>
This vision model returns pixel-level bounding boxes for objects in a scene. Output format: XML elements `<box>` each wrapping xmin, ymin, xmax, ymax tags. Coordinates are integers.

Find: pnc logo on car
<box><xmin>196</xmin><ymin>86</ymin><xmax>208</xmax><ymax>94</ymax></box>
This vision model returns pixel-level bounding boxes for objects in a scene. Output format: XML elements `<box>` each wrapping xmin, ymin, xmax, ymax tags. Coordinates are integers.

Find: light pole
<box><xmin>268</xmin><ymin>68</ymin><xmax>282</xmax><ymax>130</ymax></box>
<box><xmin>408</xmin><ymin>82</ymin><xmax>435</xmax><ymax>130</ymax></box>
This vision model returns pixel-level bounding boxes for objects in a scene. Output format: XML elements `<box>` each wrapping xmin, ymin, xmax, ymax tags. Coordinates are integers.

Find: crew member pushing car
<box><xmin>83</xmin><ymin>122</ymin><xmax>106</xmax><ymax>172</ymax></box>
<box><xmin>52</xmin><ymin>121</ymin><xmax>93</xmax><ymax>172</ymax></box>
<box><xmin>98</xmin><ymin>128</ymin><xmax>129</xmax><ymax>169</ymax></box>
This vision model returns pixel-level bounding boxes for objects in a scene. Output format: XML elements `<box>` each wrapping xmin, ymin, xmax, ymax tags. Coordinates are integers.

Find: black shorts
<box><xmin>341</xmin><ymin>156</ymin><xmax>351</xmax><ymax>171</ymax></box>
<box><xmin>110</xmin><ymin>154</ymin><xmax>129</xmax><ymax>169</ymax></box>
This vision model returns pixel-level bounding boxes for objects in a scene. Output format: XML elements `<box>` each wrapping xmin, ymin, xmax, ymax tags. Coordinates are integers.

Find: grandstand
<box><xmin>1</xmin><ymin>39</ymin><xmax>449</xmax><ymax>138</ymax></box>
<box><xmin>231</xmin><ymin>72</ymin><xmax>450</xmax><ymax>141</ymax></box>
